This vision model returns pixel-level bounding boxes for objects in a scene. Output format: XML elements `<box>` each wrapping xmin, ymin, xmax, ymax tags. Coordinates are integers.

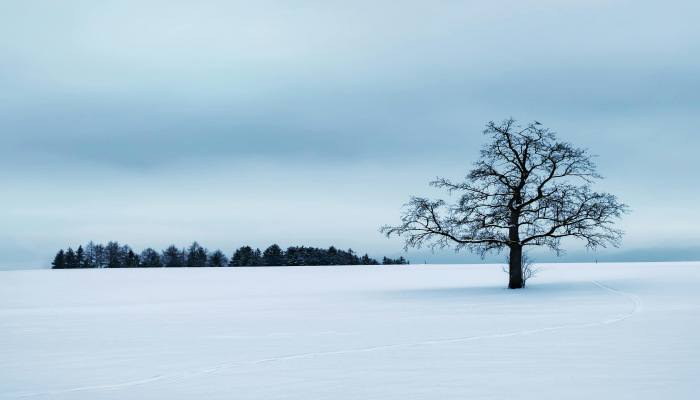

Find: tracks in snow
<box><xmin>12</xmin><ymin>281</ymin><xmax>642</xmax><ymax>398</ymax></box>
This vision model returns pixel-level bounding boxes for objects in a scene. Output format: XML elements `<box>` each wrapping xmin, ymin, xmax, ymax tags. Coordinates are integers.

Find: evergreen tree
<box><xmin>76</xmin><ymin>245</ymin><xmax>85</xmax><ymax>268</ymax></box>
<box><xmin>327</xmin><ymin>246</ymin><xmax>339</xmax><ymax>265</ymax></box>
<box><xmin>180</xmin><ymin>248</ymin><xmax>187</xmax><ymax>267</ymax></box>
<box><xmin>297</xmin><ymin>246</ymin><xmax>311</xmax><ymax>265</ymax></box>
<box><xmin>162</xmin><ymin>245</ymin><xmax>184</xmax><ymax>268</ymax></box>
<box><xmin>186</xmin><ymin>241</ymin><xmax>208</xmax><ymax>268</ymax></box>
<box><xmin>262</xmin><ymin>244</ymin><xmax>284</xmax><ymax>266</ymax></box>
<box><xmin>64</xmin><ymin>247</ymin><xmax>78</xmax><ymax>269</ymax></box>
<box><xmin>306</xmin><ymin>247</ymin><xmax>322</xmax><ymax>266</ymax></box>
<box><xmin>347</xmin><ymin>249</ymin><xmax>360</xmax><ymax>265</ymax></box>
<box><xmin>51</xmin><ymin>249</ymin><xmax>65</xmax><ymax>269</ymax></box>
<box><xmin>140</xmin><ymin>248</ymin><xmax>163</xmax><ymax>268</ymax></box>
<box><xmin>360</xmin><ymin>254</ymin><xmax>379</xmax><ymax>265</ymax></box>
<box><xmin>228</xmin><ymin>247</ymin><xmax>243</xmax><ymax>267</ymax></box>
<box><xmin>196</xmin><ymin>246</ymin><xmax>208</xmax><ymax>267</ymax></box>
<box><xmin>229</xmin><ymin>246</ymin><xmax>257</xmax><ymax>266</ymax></box>
<box><xmin>250</xmin><ymin>248</ymin><xmax>262</xmax><ymax>266</ymax></box>
<box><xmin>285</xmin><ymin>246</ymin><xmax>300</xmax><ymax>266</ymax></box>
<box><xmin>207</xmin><ymin>250</ymin><xmax>228</xmax><ymax>267</ymax></box>
<box><xmin>118</xmin><ymin>244</ymin><xmax>134</xmax><ymax>267</ymax></box>
<box><xmin>124</xmin><ymin>249</ymin><xmax>140</xmax><ymax>268</ymax></box>
<box><xmin>382</xmin><ymin>256</ymin><xmax>409</xmax><ymax>265</ymax></box>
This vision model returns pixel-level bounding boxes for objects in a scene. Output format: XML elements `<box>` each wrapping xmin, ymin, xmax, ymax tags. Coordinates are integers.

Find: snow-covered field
<box><xmin>1</xmin><ymin>262</ymin><xmax>698</xmax><ymax>399</ymax></box>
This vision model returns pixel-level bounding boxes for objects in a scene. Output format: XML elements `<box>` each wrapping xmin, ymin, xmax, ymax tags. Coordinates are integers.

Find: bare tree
<box><xmin>381</xmin><ymin>118</ymin><xmax>629</xmax><ymax>289</ymax></box>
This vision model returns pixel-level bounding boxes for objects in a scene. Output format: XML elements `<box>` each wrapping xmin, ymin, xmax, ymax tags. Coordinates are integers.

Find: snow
<box><xmin>1</xmin><ymin>262</ymin><xmax>699</xmax><ymax>399</ymax></box>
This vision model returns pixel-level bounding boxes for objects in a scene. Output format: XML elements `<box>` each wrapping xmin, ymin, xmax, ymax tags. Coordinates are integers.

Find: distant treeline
<box><xmin>50</xmin><ymin>241</ymin><xmax>408</xmax><ymax>269</ymax></box>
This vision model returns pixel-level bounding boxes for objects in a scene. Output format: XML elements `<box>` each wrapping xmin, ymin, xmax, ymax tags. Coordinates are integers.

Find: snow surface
<box><xmin>1</xmin><ymin>262</ymin><xmax>699</xmax><ymax>399</ymax></box>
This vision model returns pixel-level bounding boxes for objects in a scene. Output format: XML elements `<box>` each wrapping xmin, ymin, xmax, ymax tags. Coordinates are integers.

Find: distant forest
<box><xmin>50</xmin><ymin>241</ymin><xmax>408</xmax><ymax>269</ymax></box>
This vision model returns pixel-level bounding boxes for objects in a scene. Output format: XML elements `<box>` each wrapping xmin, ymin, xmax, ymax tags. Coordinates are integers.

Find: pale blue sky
<box><xmin>1</xmin><ymin>0</ymin><xmax>699</xmax><ymax>269</ymax></box>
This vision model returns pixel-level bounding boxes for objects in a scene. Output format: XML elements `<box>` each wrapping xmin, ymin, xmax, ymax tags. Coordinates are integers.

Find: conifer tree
<box><xmin>360</xmin><ymin>254</ymin><xmax>379</xmax><ymax>265</ymax></box>
<box><xmin>251</xmin><ymin>248</ymin><xmax>262</xmax><ymax>266</ymax></box>
<box><xmin>262</xmin><ymin>244</ymin><xmax>284</xmax><ymax>266</ymax></box>
<box><xmin>347</xmin><ymin>249</ymin><xmax>360</xmax><ymax>265</ymax></box>
<box><xmin>124</xmin><ymin>249</ymin><xmax>140</xmax><ymax>268</ymax></box>
<box><xmin>65</xmin><ymin>247</ymin><xmax>78</xmax><ymax>269</ymax></box>
<box><xmin>285</xmin><ymin>247</ymin><xmax>300</xmax><ymax>266</ymax></box>
<box><xmin>76</xmin><ymin>245</ymin><xmax>85</xmax><ymax>268</ymax></box>
<box><xmin>162</xmin><ymin>245</ymin><xmax>184</xmax><ymax>268</ymax></box>
<box><xmin>186</xmin><ymin>241</ymin><xmax>208</xmax><ymax>268</ymax></box>
<box><xmin>51</xmin><ymin>249</ymin><xmax>66</xmax><ymax>269</ymax></box>
<box><xmin>207</xmin><ymin>250</ymin><xmax>229</xmax><ymax>267</ymax></box>
<box><xmin>229</xmin><ymin>246</ymin><xmax>260</xmax><ymax>266</ymax></box>
<box><xmin>140</xmin><ymin>248</ymin><xmax>163</xmax><ymax>268</ymax></box>
<box><xmin>228</xmin><ymin>247</ymin><xmax>244</xmax><ymax>267</ymax></box>
<box><xmin>327</xmin><ymin>246</ymin><xmax>339</xmax><ymax>265</ymax></box>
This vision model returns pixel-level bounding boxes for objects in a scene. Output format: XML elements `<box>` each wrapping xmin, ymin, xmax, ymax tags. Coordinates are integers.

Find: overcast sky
<box><xmin>2</xmin><ymin>0</ymin><xmax>699</xmax><ymax>269</ymax></box>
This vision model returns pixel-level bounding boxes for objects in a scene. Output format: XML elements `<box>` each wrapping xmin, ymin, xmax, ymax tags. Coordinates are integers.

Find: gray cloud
<box><xmin>1</xmin><ymin>0</ymin><xmax>699</xmax><ymax>268</ymax></box>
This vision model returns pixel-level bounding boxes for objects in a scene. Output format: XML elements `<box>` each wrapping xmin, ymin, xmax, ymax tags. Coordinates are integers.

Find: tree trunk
<box><xmin>508</xmin><ymin>244</ymin><xmax>524</xmax><ymax>289</ymax></box>
<box><xmin>508</xmin><ymin>201</ymin><xmax>524</xmax><ymax>289</ymax></box>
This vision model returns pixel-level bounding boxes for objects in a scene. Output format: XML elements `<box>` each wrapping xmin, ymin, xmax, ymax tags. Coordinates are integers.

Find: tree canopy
<box><xmin>382</xmin><ymin>118</ymin><xmax>628</xmax><ymax>288</ymax></box>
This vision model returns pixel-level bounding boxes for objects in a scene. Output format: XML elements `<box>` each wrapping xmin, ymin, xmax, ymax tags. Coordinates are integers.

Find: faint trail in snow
<box><xmin>11</xmin><ymin>281</ymin><xmax>641</xmax><ymax>398</ymax></box>
<box><xmin>590</xmin><ymin>281</ymin><xmax>642</xmax><ymax>323</ymax></box>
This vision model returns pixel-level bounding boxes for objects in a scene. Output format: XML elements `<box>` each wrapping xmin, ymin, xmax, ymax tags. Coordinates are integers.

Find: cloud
<box><xmin>1</xmin><ymin>0</ymin><xmax>698</xmax><ymax>267</ymax></box>
<box><xmin>3</xmin><ymin>0</ymin><xmax>699</xmax><ymax>166</ymax></box>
